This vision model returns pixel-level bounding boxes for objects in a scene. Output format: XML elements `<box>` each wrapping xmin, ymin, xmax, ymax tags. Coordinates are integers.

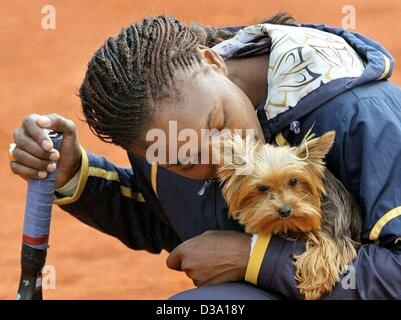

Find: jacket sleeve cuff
<box><xmin>53</xmin><ymin>146</ymin><xmax>89</xmax><ymax>206</ymax></box>
<box><xmin>245</xmin><ymin>234</ymin><xmax>305</xmax><ymax>299</ymax></box>
<box><xmin>245</xmin><ymin>234</ymin><xmax>272</xmax><ymax>284</ymax></box>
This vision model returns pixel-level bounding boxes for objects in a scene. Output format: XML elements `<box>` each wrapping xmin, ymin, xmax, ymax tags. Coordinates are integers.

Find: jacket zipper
<box><xmin>212</xmin><ymin>179</ymin><xmax>217</xmax><ymax>225</ymax></box>
<box><xmin>197</xmin><ymin>178</ymin><xmax>218</xmax><ymax>227</ymax></box>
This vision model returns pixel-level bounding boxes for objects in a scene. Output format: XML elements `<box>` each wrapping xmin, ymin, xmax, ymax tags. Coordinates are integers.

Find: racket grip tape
<box><xmin>22</xmin><ymin>132</ymin><xmax>63</xmax><ymax>250</ymax></box>
<box><xmin>17</xmin><ymin>132</ymin><xmax>63</xmax><ymax>300</ymax></box>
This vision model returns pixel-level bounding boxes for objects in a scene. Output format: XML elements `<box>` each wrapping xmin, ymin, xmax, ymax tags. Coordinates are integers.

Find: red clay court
<box><xmin>1</xmin><ymin>0</ymin><xmax>400</xmax><ymax>299</ymax></box>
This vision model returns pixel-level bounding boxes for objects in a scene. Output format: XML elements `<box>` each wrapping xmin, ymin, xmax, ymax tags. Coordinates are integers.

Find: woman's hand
<box><xmin>166</xmin><ymin>230</ymin><xmax>251</xmax><ymax>287</ymax></box>
<box><xmin>10</xmin><ymin>113</ymin><xmax>82</xmax><ymax>189</ymax></box>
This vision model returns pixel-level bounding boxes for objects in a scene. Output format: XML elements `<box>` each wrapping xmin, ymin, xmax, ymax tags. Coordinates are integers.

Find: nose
<box><xmin>278</xmin><ymin>206</ymin><xmax>292</xmax><ymax>218</ymax></box>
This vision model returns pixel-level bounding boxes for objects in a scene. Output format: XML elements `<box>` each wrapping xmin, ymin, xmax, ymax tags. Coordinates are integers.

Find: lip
<box><xmin>277</xmin><ymin>213</ymin><xmax>292</xmax><ymax>219</ymax></box>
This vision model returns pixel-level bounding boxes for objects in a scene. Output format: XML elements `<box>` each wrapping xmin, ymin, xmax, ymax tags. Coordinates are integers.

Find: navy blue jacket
<box><xmin>55</xmin><ymin>24</ymin><xmax>401</xmax><ymax>299</ymax></box>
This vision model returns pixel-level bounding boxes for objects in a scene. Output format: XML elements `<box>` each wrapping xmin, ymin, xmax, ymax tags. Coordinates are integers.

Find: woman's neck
<box><xmin>225</xmin><ymin>54</ymin><xmax>269</xmax><ymax>109</ymax></box>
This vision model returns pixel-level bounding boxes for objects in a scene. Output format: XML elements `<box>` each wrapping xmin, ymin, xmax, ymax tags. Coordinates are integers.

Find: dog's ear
<box><xmin>212</xmin><ymin>133</ymin><xmax>258</xmax><ymax>208</ymax></box>
<box><xmin>296</xmin><ymin>131</ymin><xmax>336</xmax><ymax>172</ymax></box>
<box><xmin>212</xmin><ymin>133</ymin><xmax>257</xmax><ymax>182</ymax></box>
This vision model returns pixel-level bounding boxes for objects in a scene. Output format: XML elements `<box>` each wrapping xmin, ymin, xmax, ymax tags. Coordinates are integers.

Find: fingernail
<box><xmin>37</xmin><ymin>116</ymin><xmax>51</xmax><ymax>127</ymax></box>
<box><xmin>49</xmin><ymin>150</ymin><xmax>60</xmax><ymax>161</ymax></box>
<box><xmin>38</xmin><ymin>171</ymin><xmax>48</xmax><ymax>179</ymax></box>
<box><xmin>47</xmin><ymin>162</ymin><xmax>57</xmax><ymax>172</ymax></box>
<box><xmin>42</xmin><ymin>139</ymin><xmax>53</xmax><ymax>151</ymax></box>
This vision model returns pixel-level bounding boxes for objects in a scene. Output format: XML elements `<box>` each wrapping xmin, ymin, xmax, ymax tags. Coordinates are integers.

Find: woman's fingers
<box><xmin>10</xmin><ymin>161</ymin><xmax>47</xmax><ymax>180</ymax></box>
<box><xmin>22</xmin><ymin>114</ymin><xmax>54</xmax><ymax>151</ymax></box>
<box><xmin>13</xmin><ymin>127</ymin><xmax>57</xmax><ymax>161</ymax></box>
<box><xmin>12</xmin><ymin>146</ymin><xmax>55</xmax><ymax>172</ymax></box>
<box><xmin>11</xmin><ymin>113</ymin><xmax>81</xmax><ymax>187</ymax></box>
<box><xmin>41</xmin><ymin>113</ymin><xmax>77</xmax><ymax>137</ymax></box>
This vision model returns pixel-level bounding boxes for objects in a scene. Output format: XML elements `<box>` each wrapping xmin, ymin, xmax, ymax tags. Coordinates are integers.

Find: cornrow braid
<box><xmin>190</xmin><ymin>12</ymin><xmax>296</xmax><ymax>47</ymax></box>
<box><xmin>80</xmin><ymin>13</ymin><xmax>296</xmax><ymax>149</ymax></box>
<box><xmin>80</xmin><ymin>16</ymin><xmax>201</xmax><ymax>148</ymax></box>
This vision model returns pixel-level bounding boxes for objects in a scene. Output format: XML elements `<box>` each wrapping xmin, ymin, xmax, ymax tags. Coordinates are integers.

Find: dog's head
<box><xmin>214</xmin><ymin>131</ymin><xmax>335</xmax><ymax>235</ymax></box>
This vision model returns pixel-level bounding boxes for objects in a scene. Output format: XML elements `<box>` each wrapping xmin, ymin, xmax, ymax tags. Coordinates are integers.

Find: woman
<box><xmin>10</xmin><ymin>14</ymin><xmax>401</xmax><ymax>299</ymax></box>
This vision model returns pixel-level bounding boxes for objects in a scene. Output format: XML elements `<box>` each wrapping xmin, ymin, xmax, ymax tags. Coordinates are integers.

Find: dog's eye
<box><xmin>288</xmin><ymin>178</ymin><xmax>298</xmax><ymax>187</ymax></box>
<box><xmin>257</xmin><ymin>185</ymin><xmax>269</xmax><ymax>193</ymax></box>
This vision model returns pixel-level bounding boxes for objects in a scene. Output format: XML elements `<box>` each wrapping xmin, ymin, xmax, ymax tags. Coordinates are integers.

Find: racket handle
<box><xmin>17</xmin><ymin>132</ymin><xmax>63</xmax><ymax>300</ymax></box>
<box><xmin>22</xmin><ymin>132</ymin><xmax>63</xmax><ymax>250</ymax></box>
<box><xmin>17</xmin><ymin>244</ymin><xmax>46</xmax><ymax>300</ymax></box>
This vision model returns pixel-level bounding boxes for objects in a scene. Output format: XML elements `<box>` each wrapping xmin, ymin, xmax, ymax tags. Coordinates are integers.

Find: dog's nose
<box><xmin>278</xmin><ymin>206</ymin><xmax>292</xmax><ymax>218</ymax></box>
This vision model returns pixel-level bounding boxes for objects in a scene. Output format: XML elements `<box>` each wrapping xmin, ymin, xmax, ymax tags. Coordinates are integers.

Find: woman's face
<box><xmin>130</xmin><ymin>48</ymin><xmax>265</xmax><ymax>180</ymax></box>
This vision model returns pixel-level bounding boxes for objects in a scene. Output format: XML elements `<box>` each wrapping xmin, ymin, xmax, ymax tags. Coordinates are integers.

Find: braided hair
<box><xmin>80</xmin><ymin>14</ymin><xmax>295</xmax><ymax>149</ymax></box>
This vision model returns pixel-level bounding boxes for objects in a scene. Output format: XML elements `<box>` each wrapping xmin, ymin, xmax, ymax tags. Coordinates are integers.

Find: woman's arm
<box><xmin>245</xmin><ymin>95</ymin><xmax>401</xmax><ymax>299</ymax></box>
<box><xmin>246</xmin><ymin>235</ymin><xmax>401</xmax><ymax>299</ymax></box>
<box><xmin>56</xmin><ymin>148</ymin><xmax>181</xmax><ymax>253</ymax></box>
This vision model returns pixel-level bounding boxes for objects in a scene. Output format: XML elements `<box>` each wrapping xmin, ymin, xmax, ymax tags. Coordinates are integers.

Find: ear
<box><xmin>198</xmin><ymin>46</ymin><xmax>228</xmax><ymax>75</ymax></box>
<box><xmin>213</xmin><ymin>134</ymin><xmax>257</xmax><ymax>207</ymax></box>
<box><xmin>296</xmin><ymin>130</ymin><xmax>335</xmax><ymax>167</ymax></box>
<box><xmin>212</xmin><ymin>133</ymin><xmax>257</xmax><ymax>183</ymax></box>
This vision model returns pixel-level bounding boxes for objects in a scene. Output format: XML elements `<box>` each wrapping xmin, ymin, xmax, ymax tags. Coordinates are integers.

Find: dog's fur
<box><xmin>215</xmin><ymin>131</ymin><xmax>361</xmax><ymax>299</ymax></box>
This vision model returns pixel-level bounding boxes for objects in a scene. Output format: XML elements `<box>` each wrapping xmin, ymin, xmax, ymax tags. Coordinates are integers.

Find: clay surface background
<box><xmin>1</xmin><ymin>0</ymin><xmax>400</xmax><ymax>299</ymax></box>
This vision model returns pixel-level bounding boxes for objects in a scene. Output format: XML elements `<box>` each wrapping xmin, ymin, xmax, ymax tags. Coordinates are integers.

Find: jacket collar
<box><xmin>214</xmin><ymin>23</ymin><xmax>395</xmax><ymax>141</ymax></box>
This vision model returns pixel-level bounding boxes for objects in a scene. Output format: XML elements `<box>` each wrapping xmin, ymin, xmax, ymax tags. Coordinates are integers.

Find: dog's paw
<box><xmin>295</xmin><ymin>257</ymin><xmax>337</xmax><ymax>300</ymax></box>
<box><xmin>294</xmin><ymin>231</ymin><xmax>357</xmax><ymax>300</ymax></box>
<box><xmin>299</xmin><ymin>285</ymin><xmax>330</xmax><ymax>300</ymax></box>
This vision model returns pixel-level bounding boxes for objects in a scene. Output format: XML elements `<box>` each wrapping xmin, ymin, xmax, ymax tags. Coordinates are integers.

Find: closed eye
<box><xmin>257</xmin><ymin>185</ymin><xmax>270</xmax><ymax>193</ymax></box>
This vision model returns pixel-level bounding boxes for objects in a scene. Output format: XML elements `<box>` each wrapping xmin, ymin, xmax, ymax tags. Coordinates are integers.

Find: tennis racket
<box><xmin>16</xmin><ymin>131</ymin><xmax>63</xmax><ymax>300</ymax></box>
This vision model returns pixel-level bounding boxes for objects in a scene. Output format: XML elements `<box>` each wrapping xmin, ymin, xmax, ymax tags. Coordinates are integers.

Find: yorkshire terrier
<box><xmin>214</xmin><ymin>131</ymin><xmax>361</xmax><ymax>300</ymax></box>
